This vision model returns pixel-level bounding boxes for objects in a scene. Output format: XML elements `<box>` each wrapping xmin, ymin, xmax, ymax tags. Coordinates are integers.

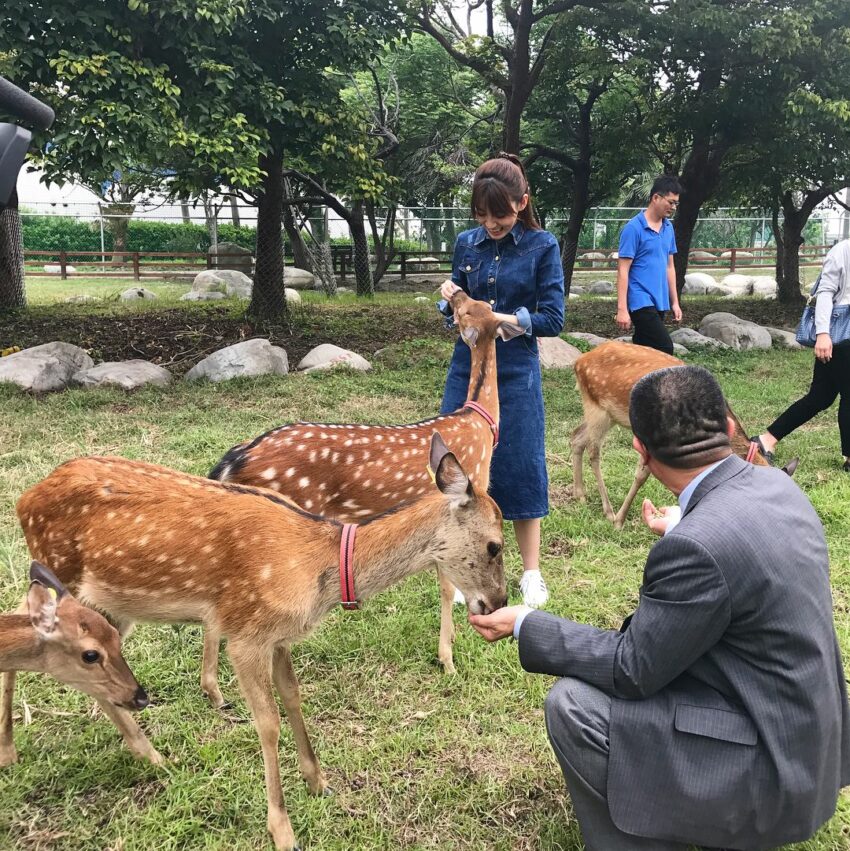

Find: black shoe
<box><xmin>843</xmin><ymin>459</ymin><xmax>850</xmax><ymax>472</ymax></box>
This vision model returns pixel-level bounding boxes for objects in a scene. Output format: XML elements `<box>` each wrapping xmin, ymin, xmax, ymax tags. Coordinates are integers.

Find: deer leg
<box><xmin>587</xmin><ymin>441</ymin><xmax>616</xmax><ymax>521</ymax></box>
<box><xmin>228</xmin><ymin>640</ymin><xmax>299</xmax><ymax>851</ymax></box>
<box><xmin>201</xmin><ymin>625</ymin><xmax>229</xmax><ymax>710</ymax></box>
<box><xmin>272</xmin><ymin>645</ymin><xmax>328</xmax><ymax>796</ymax></box>
<box><xmin>95</xmin><ymin>700</ymin><xmax>164</xmax><ymax>765</ymax></box>
<box><xmin>570</xmin><ymin>421</ymin><xmax>588</xmax><ymax>502</ymax></box>
<box><xmin>613</xmin><ymin>459</ymin><xmax>652</xmax><ymax>529</ymax></box>
<box><xmin>0</xmin><ymin>671</ymin><xmax>18</xmax><ymax>766</ymax></box>
<box><xmin>437</xmin><ymin>569</ymin><xmax>457</xmax><ymax>674</ymax></box>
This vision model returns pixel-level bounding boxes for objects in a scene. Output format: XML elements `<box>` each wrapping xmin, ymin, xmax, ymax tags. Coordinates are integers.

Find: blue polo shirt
<box><xmin>618</xmin><ymin>212</ymin><xmax>677</xmax><ymax>311</ymax></box>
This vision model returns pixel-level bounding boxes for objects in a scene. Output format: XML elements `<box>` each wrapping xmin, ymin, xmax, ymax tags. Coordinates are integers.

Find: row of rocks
<box><xmin>574</xmin><ymin>273</ymin><xmax>780</xmax><ymax>299</ymax></box>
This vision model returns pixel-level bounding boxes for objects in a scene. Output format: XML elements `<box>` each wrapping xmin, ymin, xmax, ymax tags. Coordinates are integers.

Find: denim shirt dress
<box><xmin>439</xmin><ymin>222</ymin><xmax>565</xmax><ymax>520</ymax></box>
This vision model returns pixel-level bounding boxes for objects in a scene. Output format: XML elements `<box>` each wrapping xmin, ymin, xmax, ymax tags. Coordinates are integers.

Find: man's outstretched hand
<box><xmin>641</xmin><ymin>498</ymin><xmax>681</xmax><ymax>536</ymax></box>
<box><xmin>469</xmin><ymin>605</ymin><xmax>531</xmax><ymax>642</ymax></box>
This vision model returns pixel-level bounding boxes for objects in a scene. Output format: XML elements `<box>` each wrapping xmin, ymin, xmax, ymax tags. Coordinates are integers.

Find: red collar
<box><xmin>339</xmin><ymin>523</ymin><xmax>360</xmax><ymax>610</ymax></box>
<box><xmin>463</xmin><ymin>401</ymin><xmax>499</xmax><ymax>447</ymax></box>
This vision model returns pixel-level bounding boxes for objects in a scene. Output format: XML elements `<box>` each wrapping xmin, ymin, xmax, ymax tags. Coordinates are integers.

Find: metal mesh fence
<box><xmin>0</xmin><ymin>203</ymin><xmax>26</xmax><ymax>309</ymax></box>
<box><xmin>305</xmin><ymin>238</ymin><xmax>336</xmax><ymax>296</ymax></box>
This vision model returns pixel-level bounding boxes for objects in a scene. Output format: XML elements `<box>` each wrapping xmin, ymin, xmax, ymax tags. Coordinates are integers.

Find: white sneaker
<box><xmin>520</xmin><ymin>570</ymin><xmax>549</xmax><ymax>608</ymax></box>
<box><xmin>453</xmin><ymin>587</ymin><xmax>466</xmax><ymax>606</ymax></box>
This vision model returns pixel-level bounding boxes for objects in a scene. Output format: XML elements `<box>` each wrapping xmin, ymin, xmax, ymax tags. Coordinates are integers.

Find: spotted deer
<box><xmin>0</xmin><ymin>560</ymin><xmax>151</xmax><ymax>767</ymax></box>
<box><xmin>208</xmin><ymin>289</ymin><xmax>519</xmax><ymax>692</ymax></box>
<box><xmin>13</xmin><ymin>433</ymin><xmax>506</xmax><ymax>851</ymax></box>
<box><xmin>571</xmin><ymin>341</ymin><xmax>793</xmax><ymax>528</ymax></box>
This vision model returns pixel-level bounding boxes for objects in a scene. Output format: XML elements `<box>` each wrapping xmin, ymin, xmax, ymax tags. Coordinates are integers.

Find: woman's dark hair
<box><xmin>471</xmin><ymin>153</ymin><xmax>540</xmax><ymax>230</ymax></box>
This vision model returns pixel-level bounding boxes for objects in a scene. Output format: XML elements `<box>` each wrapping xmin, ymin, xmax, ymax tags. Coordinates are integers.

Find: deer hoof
<box><xmin>321</xmin><ymin>786</ymin><xmax>335</xmax><ymax>798</ymax></box>
<box><xmin>0</xmin><ymin>746</ymin><xmax>18</xmax><ymax>767</ymax></box>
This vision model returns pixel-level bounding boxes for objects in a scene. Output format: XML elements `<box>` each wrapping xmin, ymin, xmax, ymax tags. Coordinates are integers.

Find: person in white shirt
<box><xmin>753</xmin><ymin>238</ymin><xmax>850</xmax><ymax>472</ymax></box>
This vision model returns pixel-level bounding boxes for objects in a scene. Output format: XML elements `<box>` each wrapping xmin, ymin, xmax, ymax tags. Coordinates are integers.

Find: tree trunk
<box><xmin>180</xmin><ymin>200</ymin><xmax>191</xmax><ymax>224</ymax></box>
<box><xmin>366</xmin><ymin>200</ymin><xmax>396</xmax><ymax>284</ymax></box>
<box><xmin>282</xmin><ymin>198</ymin><xmax>313</xmax><ymax>273</ymax></box>
<box><xmin>349</xmin><ymin>201</ymin><xmax>374</xmax><ymax>296</ymax></box>
<box><xmin>777</xmin><ymin>201</ymin><xmax>805</xmax><ymax>305</ymax></box>
<box><xmin>0</xmin><ymin>186</ymin><xmax>26</xmax><ymax>311</ymax></box>
<box><xmin>229</xmin><ymin>195</ymin><xmax>241</xmax><ymax>227</ymax></box>
<box><xmin>249</xmin><ymin>149</ymin><xmax>289</xmax><ymax>322</ymax></box>
<box><xmin>771</xmin><ymin>203</ymin><xmax>784</xmax><ymax>292</ymax></box>
<box><xmin>559</xmin><ymin>166</ymin><xmax>591</xmax><ymax>298</ymax></box>
<box><xmin>424</xmin><ymin>210</ymin><xmax>441</xmax><ymax>252</ymax></box>
<box><xmin>102</xmin><ymin>203</ymin><xmax>135</xmax><ymax>265</ymax></box>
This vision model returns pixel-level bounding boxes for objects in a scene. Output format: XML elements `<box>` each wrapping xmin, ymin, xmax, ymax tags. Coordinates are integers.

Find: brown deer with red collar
<box><xmin>12</xmin><ymin>433</ymin><xmax>505</xmax><ymax>851</ymax></box>
<box><xmin>0</xmin><ymin>561</ymin><xmax>152</xmax><ymax>767</ymax></box>
<box><xmin>571</xmin><ymin>342</ymin><xmax>794</xmax><ymax>528</ymax></box>
<box><xmin>208</xmin><ymin>290</ymin><xmax>518</xmax><ymax>691</ymax></box>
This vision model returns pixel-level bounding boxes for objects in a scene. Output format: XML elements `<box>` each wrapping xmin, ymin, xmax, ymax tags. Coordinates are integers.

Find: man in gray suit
<box><xmin>470</xmin><ymin>365</ymin><xmax>850</xmax><ymax>850</ymax></box>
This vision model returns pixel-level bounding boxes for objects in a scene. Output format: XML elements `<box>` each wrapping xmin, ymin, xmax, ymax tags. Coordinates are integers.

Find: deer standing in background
<box><xmin>0</xmin><ymin>561</ymin><xmax>151</xmax><ymax>767</ymax></box>
<box><xmin>571</xmin><ymin>342</ymin><xmax>793</xmax><ymax>528</ymax></box>
<box><xmin>208</xmin><ymin>290</ymin><xmax>517</xmax><ymax>694</ymax></box>
<box><xmin>13</xmin><ymin>434</ymin><xmax>506</xmax><ymax>851</ymax></box>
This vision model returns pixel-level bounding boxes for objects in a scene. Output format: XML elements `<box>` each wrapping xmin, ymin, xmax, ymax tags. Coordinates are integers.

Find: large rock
<box><xmin>698</xmin><ymin>313</ymin><xmax>772</xmax><ymax>350</ymax></box>
<box><xmin>191</xmin><ymin>269</ymin><xmax>252</xmax><ymax>298</ymax></box>
<box><xmin>689</xmin><ymin>250</ymin><xmax>717</xmax><ymax>263</ymax></box>
<box><xmin>181</xmin><ymin>290</ymin><xmax>228</xmax><ymax>302</ymax></box>
<box><xmin>682</xmin><ymin>272</ymin><xmax>717</xmax><ymax>294</ymax></box>
<box><xmin>569</xmin><ymin>285</ymin><xmax>586</xmax><ymax>295</ymax></box>
<box><xmin>284</xmin><ymin>267</ymin><xmax>315</xmax><ymax>290</ymax></box>
<box><xmin>285</xmin><ymin>287</ymin><xmax>302</xmax><ymax>305</ymax></box>
<box><xmin>587</xmin><ymin>280</ymin><xmax>614</xmax><ymax>294</ymax></box>
<box><xmin>0</xmin><ymin>342</ymin><xmax>94</xmax><ymax>392</ymax></box>
<box><xmin>209</xmin><ymin>242</ymin><xmax>253</xmax><ymax>276</ymax></box>
<box><xmin>765</xmin><ymin>327</ymin><xmax>802</xmax><ymax>350</ymax></box>
<box><xmin>538</xmin><ymin>337</ymin><xmax>582</xmax><ymax>370</ymax></box>
<box><xmin>44</xmin><ymin>264</ymin><xmax>77</xmax><ymax>275</ymax></box>
<box><xmin>750</xmin><ymin>276</ymin><xmax>778</xmax><ymax>299</ymax></box>
<box><xmin>670</xmin><ymin>327</ymin><xmax>730</xmax><ymax>349</ymax></box>
<box><xmin>120</xmin><ymin>287</ymin><xmax>158</xmax><ymax>301</ymax></box>
<box><xmin>185</xmin><ymin>339</ymin><xmax>289</xmax><ymax>382</ymax></box>
<box><xmin>65</xmin><ymin>294</ymin><xmax>99</xmax><ymax>304</ymax></box>
<box><xmin>566</xmin><ymin>331</ymin><xmax>609</xmax><ymax>348</ymax></box>
<box><xmin>720</xmin><ymin>274</ymin><xmax>755</xmax><ymax>296</ymax></box>
<box><xmin>720</xmin><ymin>250</ymin><xmax>754</xmax><ymax>261</ymax></box>
<box><xmin>406</xmin><ymin>256</ymin><xmax>441</xmax><ymax>273</ymax></box>
<box><xmin>73</xmin><ymin>360</ymin><xmax>172</xmax><ymax>390</ymax></box>
<box><xmin>297</xmin><ymin>344</ymin><xmax>371</xmax><ymax>373</ymax></box>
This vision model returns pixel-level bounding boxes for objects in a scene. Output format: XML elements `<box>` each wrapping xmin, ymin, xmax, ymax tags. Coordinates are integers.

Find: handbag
<box><xmin>794</xmin><ymin>274</ymin><xmax>850</xmax><ymax>348</ymax></box>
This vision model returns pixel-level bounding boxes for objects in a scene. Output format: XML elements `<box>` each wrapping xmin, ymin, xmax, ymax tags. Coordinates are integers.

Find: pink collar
<box><xmin>463</xmin><ymin>401</ymin><xmax>499</xmax><ymax>447</ymax></box>
<box><xmin>339</xmin><ymin>523</ymin><xmax>359</xmax><ymax>610</ymax></box>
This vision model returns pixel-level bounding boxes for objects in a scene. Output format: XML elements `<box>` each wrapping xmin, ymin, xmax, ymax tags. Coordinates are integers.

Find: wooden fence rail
<box><xmin>23</xmin><ymin>244</ymin><xmax>835</xmax><ymax>282</ymax></box>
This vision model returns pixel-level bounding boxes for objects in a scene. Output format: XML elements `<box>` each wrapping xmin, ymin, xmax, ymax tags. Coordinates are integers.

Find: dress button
<box><xmin>495</xmin><ymin>255</ymin><xmax>500</xmax><ymax>261</ymax></box>
<box><xmin>490</xmin><ymin>299</ymin><xmax>495</xmax><ymax>304</ymax></box>
<box><xmin>488</xmin><ymin>276</ymin><xmax>495</xmax><ymax>283</ymax></box>
<box><xmin>465</xmin><ymin>265</ymin><xmax>471</xmax><ymax>271</ymax></box>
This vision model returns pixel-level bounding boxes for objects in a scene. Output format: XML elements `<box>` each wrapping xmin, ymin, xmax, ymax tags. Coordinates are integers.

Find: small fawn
<box><xmin>571</xmin><ymin>342</ymin><xmax>794</xmax><ymax>528</ymax></box>
<box><xmin>13</xmin><ymin>433</ymin><xmax>506</xmax><ymax>851</ymax></box>
<box><xmin>208</xmin><ymin>290</ymin><xmax>518</xmax><ymax>692</ymax></box>
<box><xmin>0</xmin><ymin>561</ymin><xmax>149</xmax><ymax>767</ymax></box>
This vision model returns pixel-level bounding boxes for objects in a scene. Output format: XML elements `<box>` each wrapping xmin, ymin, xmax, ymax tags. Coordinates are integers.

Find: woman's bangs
<box><xmin>471</xmin><ymin>179</ymin><xmax>516</xmax><ymax>219</ymax></box>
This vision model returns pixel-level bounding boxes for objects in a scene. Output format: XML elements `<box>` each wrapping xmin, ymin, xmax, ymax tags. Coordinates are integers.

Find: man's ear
<box><xmin>632</xmin><ymin>435</ymin><xmax>650</xmax><ymax>465</ymax></box>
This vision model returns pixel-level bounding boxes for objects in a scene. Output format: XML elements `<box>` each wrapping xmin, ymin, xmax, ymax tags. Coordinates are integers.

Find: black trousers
<box><xmin>630</xmin><ymin>306</ymin><xmax>674</xmax><ymax>355</ymax></box>
<box><xmin>768</xmin><ymin>344</ymin><xmax>850</xmax><ymax>457</ymax></box>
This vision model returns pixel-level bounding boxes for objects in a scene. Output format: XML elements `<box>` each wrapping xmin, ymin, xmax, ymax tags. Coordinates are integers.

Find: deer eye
<box><xmin>82</xmin><ymin>650</ymin><xmax>100</xmax><ymax>664</ymax></box>
<box><xmin>487</xmin><ymin>541</ymin><xmax>502</xmax><ymax>558</ymax></box>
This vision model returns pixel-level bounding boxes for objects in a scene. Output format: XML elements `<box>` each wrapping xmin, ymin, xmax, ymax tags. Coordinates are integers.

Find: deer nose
<box><xmin>132</xmin><ymin>686</ymin><xmax>150</xmax><ymax>710</ymax></box>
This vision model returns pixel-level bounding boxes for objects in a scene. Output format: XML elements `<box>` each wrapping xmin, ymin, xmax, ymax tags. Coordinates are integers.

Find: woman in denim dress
<box><xmin>439</xmin><ymin>154</ymin><xmax>565</xmax><ymax>607</ymax></box>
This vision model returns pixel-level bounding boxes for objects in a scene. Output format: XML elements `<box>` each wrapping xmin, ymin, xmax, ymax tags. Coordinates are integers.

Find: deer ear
<box><xmin>461</xmin><ymin>326</ymin><xmax>479</xmax><ymax>346</ymax></box>
<box><xmin>496</xmin><ymin>322</ymin><xmax>525</xmax><ymax>341</ymax></box>
<box><xmin>27</xmin><ymin>581</ymin><xmax>59</xmax><ymax>638</ymax></box>
<box><xmin>29</xmin><ymin>561</ymin><xmax>67</xmax><ymax>598</ymax></box>
<box><xmin>430</xmin><ymin>432</ymin><xmax>473</xmax><ymax>508</ymax></box>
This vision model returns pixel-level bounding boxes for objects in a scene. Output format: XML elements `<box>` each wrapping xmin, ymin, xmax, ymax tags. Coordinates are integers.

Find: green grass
<box><xmin>0</xmin><ymin>307</ymin><xmax>848</xmax><ymax>850</ymax></box>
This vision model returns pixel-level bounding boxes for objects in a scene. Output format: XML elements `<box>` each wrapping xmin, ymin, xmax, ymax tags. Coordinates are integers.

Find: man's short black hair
<box><xmin>650</xmin><ymin>175</ymin><xmax>682</xmax><ymax>200</ymax></box>
<box><xmin>629</xmin><ymin>366</ymin><xmax>731</xmax><ymax>468</ymax></box>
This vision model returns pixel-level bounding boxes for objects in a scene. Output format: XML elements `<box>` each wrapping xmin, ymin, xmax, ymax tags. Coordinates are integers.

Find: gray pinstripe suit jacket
<box><xmin>519</xmin><ymin>455</ymin><xmax>850</xmax><ymax>849</ymax></box>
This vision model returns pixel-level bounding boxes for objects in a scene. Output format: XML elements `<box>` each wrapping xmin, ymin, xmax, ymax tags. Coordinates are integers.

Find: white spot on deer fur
<box><xmin>134</xmin><ymin>515</ymin><xmax>143</xmax><ymax>524</ymax></box>
<box><xmin>355</xmin><ymin>509</ymin><xmax>372</xmax><ymax>517</ymax></box>
<box><xmin>332</xmin><ymin>453</ymin><xmax>340</xmax><ymax>463</ymax></box>
<box><xmin>261</xmin><ymin>467</ymin><xmax>277</xmax><ymax>481</ymax></box>
<box><xmin>394</xmin><ymin>472</ymin><xmax>403</xmax><ymax>480</ymax></box>
<box><xmin>303</xmin><ymin>432</ymin><xmax>313</xmax><ymax>439</ymax></box>
<box><xmin>362</xmin><ymin>479</ymin><xmax>371</xmax><ymax>488</ymax></box>
<box><xmin>297</xmin><ymin>444</ymin><xmax>306</xmax><ymax>452</ymax></box>
<box><xmin>299</xmin><ymin>477</ymin><xmax>310</xmax><ymax>488</ymax></box>
<box><xmin>321</xmin><ymin>447</ymin><xmax>330</xmax><ymax>460</ymax></box>
<box><xmin>343</xmin><ymin>499</ymin><xmax>360</xmax><ymax>510</ymax></box>
<box><xmin>156</xmin><ymin>554</ymin><xmax>168</xmax><ymax>563</ymax></box>
<box><xmin>261</xmin><ymin>565</ymin><xmax>272</xmax><ymax>580</ymax></box>
<box><xmin>375</xmin><ymin>434</ymin><xmax>383</xmax><ymax>441</ymax></box>
<box><xmin>174</xmin><ymin>557</ymin><xmax>185</xmax><ymax>566</ymax></box>
<box><xmin>346</xmin><ymin>454</ymin><xmax>354</xmax><ymax>464</ymax></box>
<box><xmin>202</xmin><ymin>544</ymin><xmax>213</xmax><ymax>554</ymax></box>
<box><xmin>286</xmin><ymin>467</ymin><xmax>295</xmax><ymax>478</ymax></box>
<box><xmin>319</xmin><ymin>482</ymin><xmax>327</xmax><ymax>491</ymax></box>
<box><xmin>107</xmin><ymin>511</ymin><xmax>116</xmax><ymax>520</ymax></box>
<box><xmin>481</xmin><ymin>446</ymin><xmax>487</xmax><ymax>460</ymax></box>
<box><xmin>320</xmin><ymin>432</ymin><xmax>328</xmax><ymax>439</ymax></box>
<box><xmin>304</xmin><ymin>499</ymin><xmax>313</xmax><ymax>509</ymax></box>
<box><xmin>309</xmin><ymin>451</ymin><xmax>317</xmax><ymax>463</ymax></box>
<box><xmin>183</xmin><ymin>579</ymin><xmax>195</xmax><ymax>589</ymax></box>
<box><xmin>138</xmin><ymin>535</ymin><xmax>150</xmax><ymax>546</ymax></box>
<box><xmin>344</xmin><ymin>439</ymin><xmax>353</xmax><ymax>447</ymax></box>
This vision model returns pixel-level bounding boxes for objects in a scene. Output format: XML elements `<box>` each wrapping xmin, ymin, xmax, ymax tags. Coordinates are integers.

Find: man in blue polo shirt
<box><xmin>616</xmin><ymin>175</ymin><xmax>683</xmax><ymax>354</ymax></box>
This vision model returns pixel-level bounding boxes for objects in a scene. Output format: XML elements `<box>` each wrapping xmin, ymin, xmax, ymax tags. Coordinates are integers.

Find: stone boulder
<box><xmin>73</xmin><ymin>360</ymin><xmax>172</xmax><ymax>390</ymax></box>
<box><xmin>720</xmin><ymin>274</ymin><xmax>755</xmax><ymax>296</ymax></box>
<box><xmin>297</xmin><ymin>344</ymin><xmax>371</xmax><ymax>373</ymax></box>
<box><xmin>765</xmin><ymin>327</ymin><xmax>802</xmax><ymax>350</ymax></box>
<box><xmin>181</xmin><ymin>290</ymin><xmax>228</xmax><ymax>302</ymax></box>
<box><xmin>720</xmin><ymin>250</ymin><xmax>754</xmax><ymax>262</ymax></box>
<box><xmin>587</xmin><ymin>280</ymin><xmax>614</xmax><ymax>295</ymax></box>
<box><xmin>689</xmin><ymin>250</ymin><xmax>717</xmax><ymax>263</ymax></box>
<box><xmin>209</xmin><ymin>241</ymin><xmax>253</xmax><ymax>276</ymax></box>
<box><xmin>582</xmin><ymin>251</ymin><xmax>608</xmax><ymax>266</ymax></box>
<box><xmin>413</xmin><ymin>296</ymin><xmax>431</xmax><ymax>304</ymax></box>
<box><xmin>65</xmin><ymin>294</ymin><xmax>99</xmax><ymax>304</ymax></box>
<box><xmin>406</xmin><ymin>256</ymin><xmax>441</xmax><ymax>273</ymax></box>
<box><xmin>698</xmin><ymin>313</ymin><xmax>772</xmax><ymax>350</ymax></box>
<box><xmin>185</xmin><ymin>339</ymin><xmax>289</xmax><ymax>382</ymax></box>
<box><xmin>191</xmin><ymin>269</ymin><xmax>252</xmax><ymax>298</ymax></box>
<box><xmin>538</xmin><ymin>337</ymin><xmax>582</xmax><ymax>370</ymax></box>
<box><xmin>285</xmin><ymin>288</ymin><xmax>302</xmax><ymax>305</ymax></box>
<box><xmin>284</xmin><ymin>267</ymin><xmax>315</xmax><ymax>290</ymax></box>
<box><xmin>682</xmin><ymin>272</ymin><xmax>717</xmax><ymax>295</ymax></box>
<box><xmin>569</xmin><ymin>285</ymin><xmax>586</xmax><ymax>295</ymax></box>
<box><xmin>670</xmin><ymin>327</ymin><xmax>730</xmax><ymax>350</ymax></box>
<box><xmin>120</xmin><ymin>287</ymin><xmax>158</xmax><ymax>301</ymax></box>
<box><xmin>750</xmin><ymin>276</ymin><xmax>778</xmax><ymax>299</ymax></box>
<box><xmin>44</xmin><ymin>264</ymin><xmax>77</xmax><ymax>275</ymax></box>
<box><xmin>566</xmin><ymin>332</ymin><xmax>609</xmax><ymax>348</ymax></box>
<box><xmin>0</xmin><ymin>342</ymin><xmax>94</xmax><ymax>392</ymax></box>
